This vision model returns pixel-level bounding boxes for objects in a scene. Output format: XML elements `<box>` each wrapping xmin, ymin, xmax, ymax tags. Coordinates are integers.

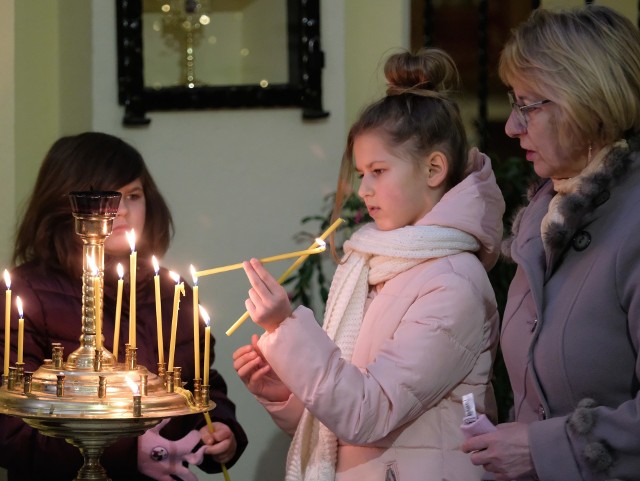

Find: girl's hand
<box><xmin>199</xmin><ymin>422</ymin><xmax>237</xmax><ymax>464</ymax></box>
<box><xmin>233</xmin><ymin>334</ymin><xmax>291</xmax><ymax>402</ymax></box>
<box><xmin>243</xmin><ymin>258</ymin><xmax>292</xmax><ymax>332</ymax></box>
<box><xmin>461</xmin><ymin>422</ymin><xmax>535</xmax><ymax>480</ymax></box>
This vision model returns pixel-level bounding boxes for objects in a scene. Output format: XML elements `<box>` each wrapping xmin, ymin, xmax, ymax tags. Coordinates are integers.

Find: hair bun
<box><xmin>384</xmin><ymin>48</ymin><xmax>460</xmax><ymax>97</ymax></box>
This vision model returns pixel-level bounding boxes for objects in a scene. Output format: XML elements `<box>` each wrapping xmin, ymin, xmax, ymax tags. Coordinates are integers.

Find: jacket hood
<box><xmin>418</xmin><ymin>148</ymin><xmax>505</xmax><ymax>270</ymax></box>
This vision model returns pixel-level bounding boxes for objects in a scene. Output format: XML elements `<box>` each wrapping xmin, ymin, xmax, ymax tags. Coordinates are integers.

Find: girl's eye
<box><xmin>372</xmin><ymin>169</ymin><xmax>384</xmax><ymax>175</ymax></box>
<box><xmin>356</xmin><ymin>173</ymin><xmax>364</xmax><ymax>180</ymax></box>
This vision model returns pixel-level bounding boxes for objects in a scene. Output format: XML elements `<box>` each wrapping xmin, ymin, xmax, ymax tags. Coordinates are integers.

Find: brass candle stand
<box><xmin>0</xmin><ymin>191</ymin><xmax>212</xmax><ymax>481</ymax></box>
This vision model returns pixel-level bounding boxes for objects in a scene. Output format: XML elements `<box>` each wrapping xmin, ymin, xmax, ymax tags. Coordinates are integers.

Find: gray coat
<box><xmin>502</xmin><ymin>139</ymin><xmax>640</xmax><ymax>481</ymax></box>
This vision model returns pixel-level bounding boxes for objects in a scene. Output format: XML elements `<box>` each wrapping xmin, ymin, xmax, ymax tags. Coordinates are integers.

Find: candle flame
<box><xmin>16</xmin><ymin>296</ymin><xmax>23</xmax><ymax>318</ymax></box>
<box><xmin>126</xmin><ymin>229</ymin><xmax>136</xmax><ymax>252</ymax></box>
<box><xmin>87</xmin><ymin>254</ymin><xmax>99</xmax><ymax>276</ymax></box>
<box><xmin>125</xmin><ymin>376</ymin><xmax>140</xmax><ymax>395</ymax></box>
<box><xmin>190</xmin><ymin>265</ymin><xmax>198</xmax><ymax>285</ymax></box>
<box><xmin>3</xmin><ymin>269</ymin><xmax>10</xmax><ymax>289</ymax></box>
<box><xmin>169</xmin><ymin>271</ymin><xmax>180</xmax><ymax>284</ymax></box>
<box><xmin>314</xmin><ymin>238</ymin><xmax>327</xmax><ymax>249</ymax></box>
<box><xmin>117</xmin><ymin>263</ymin><xmax>124</xmax><ymax>279</ymax></box>
<box><xmin>152</xmin><ymin>255</ymin><xmax>160</xmax><ymax>274</ymax></box>
<box><xmin>199</xmin><ymin>304</ymin><xmax>210</xmax><ymax>326</ymax></box>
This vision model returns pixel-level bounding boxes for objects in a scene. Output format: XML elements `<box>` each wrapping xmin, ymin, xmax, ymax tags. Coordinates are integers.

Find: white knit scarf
<box><xmin>284</xmin><ymin>223</ymin><xmax>480</xmax><ymax>481</ymax></box>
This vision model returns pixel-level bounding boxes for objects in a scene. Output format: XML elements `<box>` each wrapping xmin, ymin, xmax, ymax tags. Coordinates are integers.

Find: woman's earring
<box><xmin>588</xmin><ymin>143</ymin><xmax>592</xmax><ymax>164</ymax></box>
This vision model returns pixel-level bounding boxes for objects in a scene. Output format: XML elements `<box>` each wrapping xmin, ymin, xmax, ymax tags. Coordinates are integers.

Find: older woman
<box><xmin>463</xmin><ymin>5</ymin><xmax>640</xmax><ymax>480</ymax></box>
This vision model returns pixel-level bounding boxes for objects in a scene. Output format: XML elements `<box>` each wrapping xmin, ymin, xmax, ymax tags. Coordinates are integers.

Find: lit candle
<box><xmin>200</xmin><ymin>305</ymin><xmax>211</xmax><ymax>386</ymax></box>
<box><xmin>152</xmin><ymin>256</ymin><xmax>164</xmax><ymax>365</ymax></box>
<box><xmin>16</xmin><ymin>296</ymin><xmax>24</xmax><ymax>364</ymax></box>
<box><xmin>167</xmin><ymin>271</ymin><xmax>185</xmax><ymax>372</ymax></box>
<box><xmin>126</xmin><ymin>229</ymin><xmax>137</xmax><ymax>348</ymax></box>
<box><xmin>226</xmin><ymin>217</ymin><xmax>345</xmax><ymax>336</ymax></box>
<box><xmin>113</xmin><ymin>263</ymin><xmax>124</xmax><ymax>361</ymax></box>
<box><xmin>190</xmin><ymin>265</ymin><xmax>200</xmax><ymax>381</ymax></box>
<box><xmin>87</xmin><ymin>255</ymin><xmax>102</xmax><ymax>351</ymax></box>
<box><xmin>3</xmin><ymin>270</ymin><xmax>11</xmax><ymax>378</ymax></box>
<box><xmin>196</xmin><ymin>241</ymin><xmax>327</xmax><ymax>278</ymax></box>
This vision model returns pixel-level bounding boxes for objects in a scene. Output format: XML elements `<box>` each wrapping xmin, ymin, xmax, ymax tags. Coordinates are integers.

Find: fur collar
<box><xmin>503</xmin><ymin>135</ymin><xmax>640</xmax><ymax>260</ymax></box>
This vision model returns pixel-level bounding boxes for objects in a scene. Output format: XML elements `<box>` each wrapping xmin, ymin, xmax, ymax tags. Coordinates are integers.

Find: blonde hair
<box><xmin>499</xmin><ymin>5</ymin><xmax>640</xmax><ymax>150</ymax></box>
<box><xmin>331</xmin><ymin>48</ymin><xmax>468</xmax><ymax>234</ymax></box>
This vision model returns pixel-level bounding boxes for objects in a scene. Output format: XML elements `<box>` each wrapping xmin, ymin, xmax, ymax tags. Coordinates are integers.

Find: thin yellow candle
<box><xmin>88</xmin><ymin>255</ymin><xmax>102</xmax><ymax>351</ymax></box>
<box><xmin>190</xmin><ymin>265</ymin><xmax>200</xmax><ymax>380</ymax></box>
<box><xmin>4</xmin><ymin>270</ymin><xmax>11</xmax><ymax>378</ymax></box>
<box><xmin>167</xmin><ymin>272</ymin><xmax>185</xmax><ymax>372</ymax></box>
<box><xmin>196</xmin><ymin>243</ymin><xmax>326</xmax><ymax>278</ymax></box>
<box><xmin>203</xmin><ymin>412</ymin><xmax>231</xmax><ymax>481</ymax></box>
<box><xmin>16</xmin><ymin>296</ymin><xmax>24</xmax><ymax>364</ymax></box>
<box><xmin>113</xmin><ymin>263</ymin><xmax>124</xmax><ymax>361</ymax></box>
<box><xmin>226</xmin><ymin>217</ymin><xmax>345</xmax><ymax>336</ymax></box>
<box><xmin>126</xmin><ymin>229</ymin><xmax>137</xmax><ymax>348</ymax></box>
<box><xmin>152</xmin><ymin>256</ymin><xmax>164</xmax><ymax>365</ymax></box>
<box><xmin>200</xmin><ymin>305</ymin><xmax>211</xmax><ymax>386</ymax></box>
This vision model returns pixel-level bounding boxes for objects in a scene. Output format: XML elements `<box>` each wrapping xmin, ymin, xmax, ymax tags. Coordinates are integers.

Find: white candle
<box><xmin>16</xmin><ymin>296</ymin><xmax>24</xmax><ymax>364</ymax></box>
<box><xmin>190</xmin><ymin>265</ymin><xmax>200</xmax><ymax>380</ymax></box>
<box><xmin>113</xmin><ymin>263</ymin><xmax>124</xmax><ymax>360</ymax></box>
<box><xmin>167</xmin><ymin>272</ymin><xmax>185</xmax><ymax>372</ymax></box>
<box><xmin>3</xmin><ymin>270</ymin><xmax>11</xmax><ymax>378</ymax></box>
<box><xmin>152</xmin><ymin>256</ymin><xmax>164</xmax><ymax>365</ymax></box>
<box><xmin>126</xmin><ymin>229</ymin><xmax>137</xmax><ymax>348</ymax></box>
<box><xmin>199</xmin><ymin>305</ymin><xmax>211</xmax><ymax>386</ymax></box>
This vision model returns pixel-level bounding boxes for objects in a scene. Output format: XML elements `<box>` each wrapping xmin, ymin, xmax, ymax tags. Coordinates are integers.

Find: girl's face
<box><xmin>354</xmin><ymin>132</ymin><xmax>435</xmax><ymax>231</ymax></box>
<box><xmin>105</xmin><ymin>178</ymin><xmax>146</xmax><ymax>256</ymax></box>
<box><xmin>505</xmin><ymin>80</ymin><xmax>588</xmax><ymax>180</ymax></box>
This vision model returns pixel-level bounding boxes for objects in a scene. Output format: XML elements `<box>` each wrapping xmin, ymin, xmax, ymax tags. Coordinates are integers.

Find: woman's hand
<box><xmin>461</xmin><ymin>422</ymin><xmax>535</xmax><ymax>480</ymax></box>
<box><xmin>233</xmin><ymin>334</ymin><xmax>291</xmax><ymax>402</ymax></box>
<box><xmin>199</xmin><ymin>422</ymin><xmax>237</xmax><ymax>465</ymax></box>
<box><xmin>243</xmin><ymin>258</ymin><xmax>292</xmax><ymax>332</ymax></box>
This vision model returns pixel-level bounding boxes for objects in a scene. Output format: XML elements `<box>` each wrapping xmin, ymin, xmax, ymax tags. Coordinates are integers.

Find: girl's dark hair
<box><xmin>332</xmin><ymin>48</ymin><xmax>469</xmax><ymax>228</ymax></box>
<box><xmin>13</xmin><ymin>132</ymin><xmax>173</xmax><ymax>276</ymax></box>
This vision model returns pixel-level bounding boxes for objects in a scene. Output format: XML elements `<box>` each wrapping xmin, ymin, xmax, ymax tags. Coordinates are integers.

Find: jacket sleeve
<box><xmin>257</xmin><ymin>391</ymin><xmax>306</xmax><ymax>436</ymax></box>
<box><xmin>258</xmin><ymin>265</ymin><xmax>492</xmax><ymax>445</ymax></box>
<box><xmin>0</xmin><ymin>275</ymin><xmax>87</xmax><ymax>479</ymax></box>
<box><xmin>528</xmin><ymin>225</ymin><xmax>640</xmax><ymax>481</ymax></box>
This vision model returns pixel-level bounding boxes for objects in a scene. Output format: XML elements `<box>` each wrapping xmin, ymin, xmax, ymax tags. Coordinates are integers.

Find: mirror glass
<box><xmin>117</xmin><ymin>0</ymin><xmax>328</xmax><ymax>125</ymax></box>
<box><xmin>143</xmin><ymin>0</ymin><xmax>288</xmax><ymax>88</ymax></box>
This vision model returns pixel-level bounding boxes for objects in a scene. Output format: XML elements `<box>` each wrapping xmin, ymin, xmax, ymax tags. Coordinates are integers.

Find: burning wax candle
<box><xmin>152</xmin><ymin>256</ymin><xmax>164</xmax><ymax>365</ymax></box>
<box><xmin>195</xmin><ymin>241</ymin><xmax>327</xmax><ymax>278</ymax></box>
<box><xmin>126</xmin><ymin>229</ymin><xmax>137</xmax><ymax>348</ymax></box>
<box><xmin>167</xmin><ymin>272</ymin><xmax>185</xmax><ymax>372</ymax></box>
<box><xmin>113</xmin><ymin>263</ymin><xmax>124</xmax><ymax>360</ymax></box>
<box><xmin>4</xmin><ymin>269</ymin><xmax>11</xmax><ymax>378</ymax></box>
<box><xmin>190</xmin><ymin>265</ymin><xmax>200</xmax><ymax>381</ymax></box>
<box><xmin>16</xmin><ymin>296</ymin><xmax>24</xmax><ymax>364</ymax></box>
<box><xmin>225</xmin><ymin>218</ymin><xmax>345</xmax><ymax>336</ymax></box>
<box><xmin>199</xmin><ymin>305</ymin><xmax>211</xmax><ymax>386</ymax></box>
<box><xmin>88</xmin><ymin>255</ymin><xmax>102</xmax><ymax>350</ymax></box>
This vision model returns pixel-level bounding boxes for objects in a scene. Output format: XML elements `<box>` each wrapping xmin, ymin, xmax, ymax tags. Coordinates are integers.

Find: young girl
<box><xmin>0</xmin><ymin>132</ymin><xmax>247</xmax><ymax>480</ymax></box>
<box><xmin>233</xmin><ymin>49</ymin><xmax>505</xmax><ymax>480</ymax></box>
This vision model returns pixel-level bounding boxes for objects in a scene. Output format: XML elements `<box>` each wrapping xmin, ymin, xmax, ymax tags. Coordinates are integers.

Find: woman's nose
<box><xmin>505</xmin><ymin>110</ymin><xmax>525</xmax><ymax>138</ymax></box>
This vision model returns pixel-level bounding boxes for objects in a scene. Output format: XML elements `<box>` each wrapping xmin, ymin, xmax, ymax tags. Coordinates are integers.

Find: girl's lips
<box><xmin>367</xmin><ymin>206</ymin><xmax>380</xmax><ymax>216</ymax></box>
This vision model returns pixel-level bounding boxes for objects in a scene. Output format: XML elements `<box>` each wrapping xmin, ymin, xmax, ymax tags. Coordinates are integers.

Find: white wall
<box><xmin>92</xmin><ymin>2</ymin><xmax>348</xmax><ymax>479</ymax></box>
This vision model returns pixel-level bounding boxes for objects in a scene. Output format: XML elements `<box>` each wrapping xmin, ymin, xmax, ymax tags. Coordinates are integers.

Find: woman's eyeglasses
<box><xmin>508</xmin><ymin>90</ymin><xmax>551</xmax><ymax>128</ymax></box>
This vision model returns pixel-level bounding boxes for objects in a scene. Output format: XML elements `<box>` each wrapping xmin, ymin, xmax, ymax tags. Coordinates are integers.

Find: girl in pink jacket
<box><xmin>233</xmin><ymin>48</ymin><xmax>505</xmax><ymax>481</ymax></box>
